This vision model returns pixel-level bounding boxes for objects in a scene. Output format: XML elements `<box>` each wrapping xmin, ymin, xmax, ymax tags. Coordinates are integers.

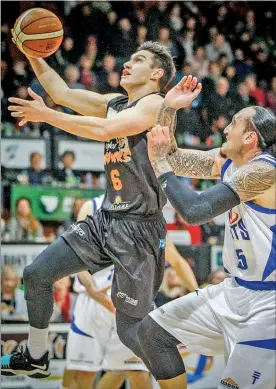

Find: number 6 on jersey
<box><xmin>110</xmin><ymin>169</ymin><xmax>123</xmax><ymax>191</ymax></box>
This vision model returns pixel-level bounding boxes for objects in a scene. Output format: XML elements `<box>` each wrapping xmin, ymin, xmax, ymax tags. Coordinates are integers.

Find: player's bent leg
<box><xmin>137</xmin><ymin>315</ymin><xmax>186</xmax><ymax>383</ymax></box>
<box><xmin>126</xmin><ymin>371</ymin><xmax>152</xmax><ymax>389</ymax></box>
<box><xmin>1</xmin><ymin>238</ymin><xmax>88</xmax><ymax>378</ymax></box>
<box><xmin>116</xmin><ymin>311</ymin><xmax>151</xmax><ymax>370</ymax></box>
<box><xmin>62</xmin><ymin>369</ymin><xmax>97</xmax><ymax>389</ymax></box>
<box><xmin>95</xmin><ymin>372</ymin><xmax>126</xmax><ymax>389</ymax></box>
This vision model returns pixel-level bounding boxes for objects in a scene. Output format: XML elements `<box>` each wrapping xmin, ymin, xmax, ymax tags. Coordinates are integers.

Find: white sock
<box><xmin>28</xmin><ymin>326</ymin><xmax>49</xmax><ymax>360</ymax></box>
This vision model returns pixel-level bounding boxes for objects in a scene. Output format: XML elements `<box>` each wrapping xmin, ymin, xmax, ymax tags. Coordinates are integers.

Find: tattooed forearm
<box><xmin>226</xmin><ymin>160</ymin><xmax>276</xmax><ymax>201</ymax></box>
<box><xmin>151</xmin><ymin>157</ymin><xmax>173</xmax><ymax>177</ymax></box>
<box><xmin>167</xmin><ymin>148</ymin><xmax>219</xmax><ymax>178</ymax></box>
<box><xmin>156</xmin><ymin>103</ymin><xmax>178</xmax><ymax>154</ymax></box>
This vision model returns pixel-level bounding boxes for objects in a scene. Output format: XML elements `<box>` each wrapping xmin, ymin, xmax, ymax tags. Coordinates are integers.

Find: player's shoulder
<box><xmin>136</xmin><ymin>92</ymin><xmax>164</xmax><ymax>111</ymax></box>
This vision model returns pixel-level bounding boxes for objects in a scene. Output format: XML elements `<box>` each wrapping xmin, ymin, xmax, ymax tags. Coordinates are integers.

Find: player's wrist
<box><xmin>163</xmin><ymin>100</ymin><xmax>178</xmax><ymax>112</ymax></box>
<box><xmin>151</xmin><ymin>157</ymin><xmax>172</xmax><ymax>178</ymax></box>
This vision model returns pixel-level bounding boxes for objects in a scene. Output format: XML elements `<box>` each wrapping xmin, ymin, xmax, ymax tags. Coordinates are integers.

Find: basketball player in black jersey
<box><xmin>5</xmin><ymin>41</ymin><xmax>201</xmax><ymax>388</ymax></box>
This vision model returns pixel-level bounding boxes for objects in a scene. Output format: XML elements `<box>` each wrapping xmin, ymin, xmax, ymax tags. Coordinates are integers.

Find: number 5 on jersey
<box><xmin>110</xmin><ymin>169</ymin><xmax>123</xmax><ymax>191</ymax></box>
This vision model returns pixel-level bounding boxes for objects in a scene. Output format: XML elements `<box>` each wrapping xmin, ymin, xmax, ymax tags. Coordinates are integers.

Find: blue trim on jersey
<box><xmin>220</xmin><ymin>159</ymin><xmax>232</xmax><ymax>181</ymax></box>
<box><xmin>92</xmin><ymin>198</ymin><xmax>97</xmax><ymax>216</ymax></box>
<box><xmin>235</xmin><ymin>277</ymin><xmax>276</xmax><ymax>290</ymax></box>
<box><xmin>254</xmin><ymin>157</ymin><xmax>276</xmax><ymax>167</ymax></box>
<box><xmin>262</xmin><ymin>224</ymin><xmax>276</xmax><ymax>281</ymax></box>
<box><xmin>238</xmin><ymin>338</ymin><xmax>276</xmax><ymax>350</ymax></box>
<box><xmin>224</xmin><ymin>267</ymin><xmax>230</xmax><ymax>274</ymax></box>
<box><xmin>71</xmin><ymin>316</ymin><xmax>94</xmax><ymax>338</ymax></box>
<box><xmin>244</xmin><ymin>201</ymin><xmax>276</xmax><ymax>214</ymax></box>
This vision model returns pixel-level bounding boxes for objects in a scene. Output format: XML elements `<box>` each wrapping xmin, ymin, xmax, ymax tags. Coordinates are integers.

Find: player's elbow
<box><xmin>183</xmin><ymin>205</ymin><xmax>213</xmax><ymax>225</ymax></box>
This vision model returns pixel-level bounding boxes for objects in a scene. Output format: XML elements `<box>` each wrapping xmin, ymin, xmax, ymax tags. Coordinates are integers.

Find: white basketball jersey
<box><xmin>73</xmin><ymin>194</ymin><xmax>114</xmax><ymax>293</ymax></box>
<box><xmin>221</xmin><ymin>152</ymin><xmax>276</xmax><ymax>288</ymax></box>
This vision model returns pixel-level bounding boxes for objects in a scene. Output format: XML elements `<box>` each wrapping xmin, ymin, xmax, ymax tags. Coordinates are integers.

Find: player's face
<box><xmin>120</xmin><ymin>50</ymin><xmax>159</xmax><ymax>90</ymax></box>
<box><xmin>221</xmin><ymin>108</ymin><xmax>255</xmax><ymax>159</ymax></box>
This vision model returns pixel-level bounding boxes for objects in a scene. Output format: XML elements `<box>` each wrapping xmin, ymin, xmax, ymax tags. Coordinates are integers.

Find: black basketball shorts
<box><xmin>62</xmin><ymin>210</ymin><xmax>167</xmax><ymax>318</ymax></box>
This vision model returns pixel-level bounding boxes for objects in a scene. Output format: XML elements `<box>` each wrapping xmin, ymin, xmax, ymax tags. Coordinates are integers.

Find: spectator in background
<box><xmin>157</xmin><ymin>27</ymin><xmax>180</xmax><ymax>58</ymax></box>
<box><xmin>79</xmin><ymin>55</ymin><xmax>97</xmax><ymax>90</ymax></box>
<box><xmin>234</xmin><ymin>82</ymin><xmax>257</xmax><ymax>112</ymax></box>
<box><xmin>201</xmin><ymin>61</ymin><xmax>221</xmax><ymax>104</ymax></box>
<box><xmin>54</xmin><ymin>150</ymin><xmax>79</xmax><ymax>184</ymax></box>
<box><xmin>146</xmin><ymin>1</ymin><xmax>170</xmax><ymax>40</ymax></box>
<box><xmin>136</xmin><ymin>24</ymin><xmax>148</xmax><ymax>47</ymax></box>
<box><xmin>203</xmin><ymin>77</ymin><xmax>236</xmax><ymax>124</ymax></box>
<box><xmin>266</xmin><ymin>77</ymin><xmax>276</xmax><ymax>113</ymax></box>
<box><xmin>105</xmin><ymin>71</ymin><xmax>123</xmax><ymax>94</ymax></box>
<box><xmin>205</xmin><ymin>34</ymin><xmax>234</xmax><ymax>63</ymax></box>
<box><xmin>24</xmin><ymin>152</ymin><xmax>48</xmax><ymax>185</ymax></box>
<box><xmin>156</xmin><ymin>267</ymin><xmax>187</xmax><ymax>306</ymax></box>
<box><xmin>169</xmin><ymin>4</ymin><xmax>184</xmax><ymax>33</ymax></box>
<box><xmin>51</xmin><ymin>277</ymin><xmax>76</xmax><ymax>323</ymax></box>
<box><xmin>245</xmin><ymin>74</ymin><xmax>266</xmax><ymax>106</ymax></box>
<box><xmin>233</xmin><ymin>49</ymin><xmax>253</xmax><ymax>80</ymax></box>
<box><xmin>85</xmin><ymin>35</ymin><xmax>98</xmax><ymax>67</ymax></box>
<box><xmin>188</xmin><ymin>46</ymin><xmax>209</xmax><ymax>81</ymax></box>
<box><xmin>12</xmin><ymin>60</ymin><xmax>29</xmax><ymax>90</ymax></box>
<box><xmin>57</xmin><ymin>197</ymin><xmax>84</xmax><ymax>236</ymax></box>
<box><xmin>205</xmin><ymin>115</ymin><xmax>228</xmax><ymax>147</ymax></box>
<box><xmin>64</xmin><ymin>64</ymin><xmax>84</xmax><ymax>90</ymax></box>
<box><xmin>218</xmin><ymin>54</ymin><xmax>229</xmax><ymax>75</ymax></box>
<box><xmin>109</xmin><ymin>18</ymin><xmax>136</xmax><ymax>66</ymax></box>
<box><xmin>4</xmin><ymin>198</ymin><xmax>44</xmax><ymax>242</ymax></box>
<box><xmin>224</xmin><ymin>65</ymin><xmax>238</xmax><ymax>93</ymax></box>
<box><xmin>1</xmin><ymin>265</ymin><xmax>28</xmax><ymax>321</ymax></box>
<box><xmin>176</xmin><ymin>106</ymin><xmax>206</xmax><ymax>146</ymax></box>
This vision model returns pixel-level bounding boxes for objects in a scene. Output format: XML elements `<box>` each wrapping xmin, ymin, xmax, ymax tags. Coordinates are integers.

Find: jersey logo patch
<box><xmin>229</xmin><ymin>210</ymin><xmax>239</xmax><ymax>224</ymax></box>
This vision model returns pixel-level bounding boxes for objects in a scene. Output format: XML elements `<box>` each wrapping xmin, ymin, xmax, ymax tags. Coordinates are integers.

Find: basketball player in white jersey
<box><xmin>135</xmin><ymin>78</ymin><xmax>275</xmax><ymax>388</ymax></box>
<box><xmin>63</xmin><ymin>196</ymin><xmax>198</xmax><ymax>389</ymax></box>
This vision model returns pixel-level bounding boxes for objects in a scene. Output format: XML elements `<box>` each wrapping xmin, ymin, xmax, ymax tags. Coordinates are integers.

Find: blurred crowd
<box><xmin>1</xmin><ymin>1</ymin><xmax>275</xmax><ymax>146</ymax></box>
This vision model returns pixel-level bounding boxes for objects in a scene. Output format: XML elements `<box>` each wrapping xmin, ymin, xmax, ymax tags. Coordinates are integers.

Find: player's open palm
<box><xmin>164</xmin><ymin>75</ymin><xmax>202</xmax><ymax>110</ymax></box>
<box><xmin>89</xmin><ymin>285</ymin><xmax>116</xmax><ymax>314</ymax></box>
<box><xmin>8</xmin><ymin>87</ymin><xmax>47</xmax><ymax>126</ymax></box>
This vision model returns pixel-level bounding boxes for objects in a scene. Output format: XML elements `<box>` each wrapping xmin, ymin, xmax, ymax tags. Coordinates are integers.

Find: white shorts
<box><xmin>150</xmin><ymin>277</ymin><xmax>276</xmax><ymax>389</ymax></box>
<box><xmin>66</xmin><ymin>292</ymin><xmax>148</xmax><ymax>372</ymax></box>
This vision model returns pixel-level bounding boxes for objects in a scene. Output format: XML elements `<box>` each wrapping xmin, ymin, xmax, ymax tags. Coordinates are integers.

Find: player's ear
<box><xmin>151</xmin><ymin>68</ymin><xmax>164</xmax><ymax>82</ymax></box>
<box><xmin>244</xmin><ymin>131</ymin><xmax>257</xmax><ymax>145</ymax></box>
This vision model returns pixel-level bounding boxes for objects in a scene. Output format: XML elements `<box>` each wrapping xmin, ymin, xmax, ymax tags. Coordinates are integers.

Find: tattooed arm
<box><xmin>225</xmin><ymin>160</ymin><xmax>276</xmax><ymax>201</ymax></box>
<box><xmin>167</xmin><ymin>147</ymin><xmax>224</xmax><ymax>179</ymax></box>
<box><xmin>156</xmin><ymin>75</ymin><xmax>203</xmax><ymax>155</ymax></box>
<box><xmin>156</xmin><ymin>103</ymin><xmax>178</xmax><ymax>154</ymax></box>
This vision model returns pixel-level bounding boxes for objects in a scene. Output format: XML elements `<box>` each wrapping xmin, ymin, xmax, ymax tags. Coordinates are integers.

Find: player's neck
<box><xmin>127</xmin><ymin>85</ymin><xmax>160</xmax><ymax>104</ymax></box>
<box><xmin>233</xmin><ymin>149</ymin><xmax>262</xmax><ymax>167</ymax></box>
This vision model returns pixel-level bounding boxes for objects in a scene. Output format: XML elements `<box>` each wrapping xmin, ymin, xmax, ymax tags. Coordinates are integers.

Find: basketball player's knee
<box><xmin>23</xmin><ymin>263</ymin><xmax>41</xmax><ymax>287</ymax></box>
<box><xmin>137</xmin><ymin>315</ymin><xmax>185</xmax><ymax>380</ymax></box>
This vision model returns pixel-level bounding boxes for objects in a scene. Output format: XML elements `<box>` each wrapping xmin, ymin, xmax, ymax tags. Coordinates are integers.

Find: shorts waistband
<box><xmin>235</xmin><ymin>277</ymin><xmax>276</xmax><ymax>291</ymax></box>
<box><xmin>102</xmin><ymin>210</ymin><xmax>164</xmax><ymax>222</ymax></box>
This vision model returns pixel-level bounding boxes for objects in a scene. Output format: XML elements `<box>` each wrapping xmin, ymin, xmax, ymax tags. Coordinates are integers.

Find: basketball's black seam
<box><xmin>21</xmin><ymin>16</ymin><xmax>61</xmax><ymax>34</ymax></box>
<box><xmin>14</xmin><ymin>15</ymin><xmax>61</xmax><ymax>44</ymax></box>
<box><xmin>22</xmin><ymin>38</ymin><xmax>61</xmax><ymax>53</ymax></box>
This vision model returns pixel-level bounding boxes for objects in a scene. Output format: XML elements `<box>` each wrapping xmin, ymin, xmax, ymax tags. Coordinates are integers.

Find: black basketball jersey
<box><xmin>101</xmin><ymin>94</ymin><xmax>167</xmax><ymax>216</ymax></box>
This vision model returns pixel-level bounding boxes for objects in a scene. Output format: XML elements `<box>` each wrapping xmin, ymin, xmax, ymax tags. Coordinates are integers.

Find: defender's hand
<box><xmin>164</xmin><ymin>75</ymin><xmax>202</xmax><ymax>110</ymax></box>
<box><xmin>147</xmin><ymin>125</ymin><xmax>171</xmax><ymax>162</ymax></box>
<box><xmin>8</xmin><ymin>88</ymin><xmax>48</xmax><ymax>126</ymax></box>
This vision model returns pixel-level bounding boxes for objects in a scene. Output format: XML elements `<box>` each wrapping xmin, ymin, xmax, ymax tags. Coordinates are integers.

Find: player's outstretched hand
<box><xmin>147</xmin><ymin>125</ymin><xmax>170</xmax><ymax>162</ymax></box>
<box><xmin>89</xmin><ymin>285</ymin><xmax>116</xmax><ymax>314</ymax></box>
<box><xmin>8</xmin><ymin>87</ymin><xmax>47</xmax><ymax>126</ymax></box>
<box><xmin>164</xmin><ymin>75</ymin><xmax>202</xmax><ymax>110</ymax></box>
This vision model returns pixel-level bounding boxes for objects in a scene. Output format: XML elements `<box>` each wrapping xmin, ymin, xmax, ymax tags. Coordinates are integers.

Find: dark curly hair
<box><xmin>137</xmin><ymin>41</ymin><xmax>176</xmax><ymax>90</ymax></box>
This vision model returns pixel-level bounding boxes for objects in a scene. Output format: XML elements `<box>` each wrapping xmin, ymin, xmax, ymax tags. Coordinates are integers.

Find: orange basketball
<box><xmin>13</xmin><ymin>8</ymin><xmax>63</xmax><ymax>58</ymax></box>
